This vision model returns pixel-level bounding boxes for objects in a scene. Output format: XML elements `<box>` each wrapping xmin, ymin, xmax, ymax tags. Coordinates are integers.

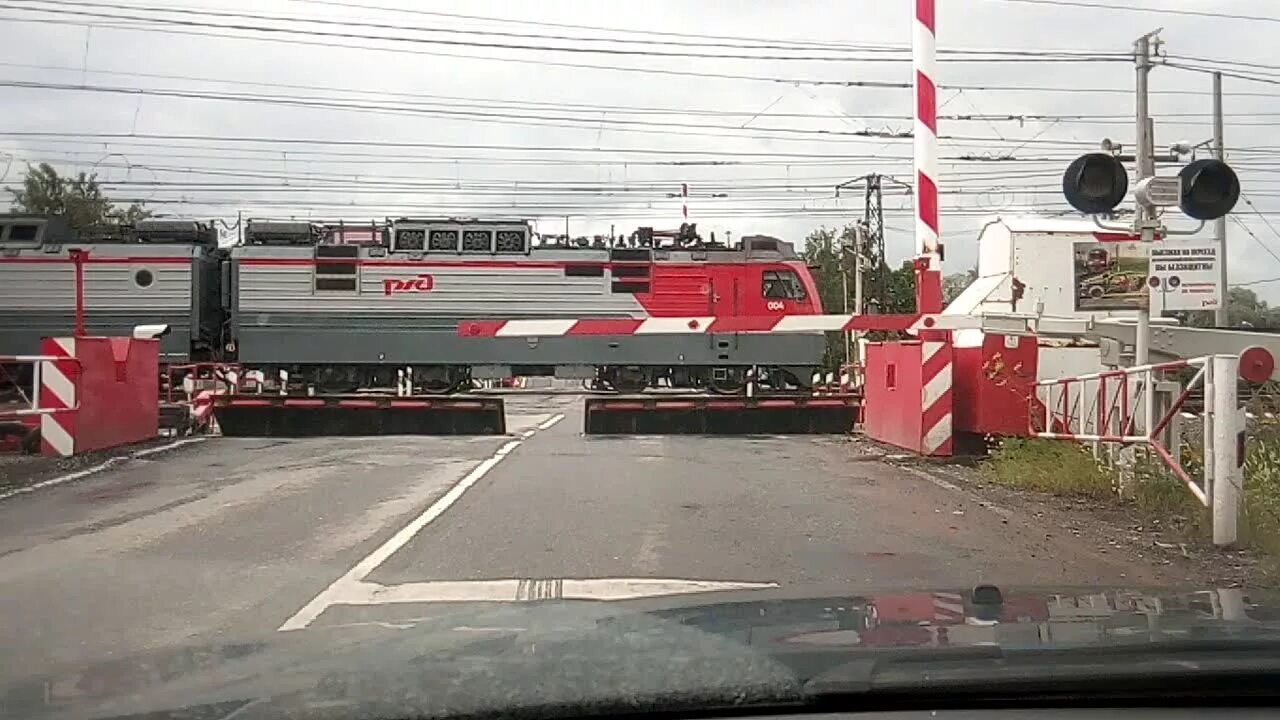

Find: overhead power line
<box><xmin>281</xmin><ymin>0</ymin><xmax>973</xmax><ymax>53</ymax></box>
<box><xmin>5</xmin><ymin>0</ymin><xmax>1133</xmax><ymax>57</ymax></box>
<box><xmin>19</xmin><ymin>60</ymin><xmax>1276</xmax><ymax>123</ymax></box>
<box><xmin>985</xmin><ymin>0</ymin><xmax>1280</xmax><ymax>25</ymax></box>
<box><xmin>0</xmin><ymin>1</ymin><xmax>1130</xmax><ymax>63</ymax></box>
<box><xmin>0</xmin><ymin>78</ymin><xmax>911</xmax><ymax>143</ymax></box>
<box><xmin>3</xmin><ymin>9</ymin><xmax>1272</xmax><ymax>96</ymax></box>
<box><xmin>0</xmin><ymin>13</ymin><xmax>900</xmax><ymax>86</ymax></box>
<box><xmin>0</xmin><ymin>128</ymin><xmax>1118</xmax><ymax>154</ymax></box>
<box><xmin>1164</xmin><ymin>61</ymin><xmax>1280</xmax><ymax>89</ymax></box>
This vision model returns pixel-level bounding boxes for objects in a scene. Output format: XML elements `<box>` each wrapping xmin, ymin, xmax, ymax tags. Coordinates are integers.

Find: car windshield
<box><xmin>0</xmin><ymin>2</ymin><xmax>1277</xmax><ymax>719</ymax></box>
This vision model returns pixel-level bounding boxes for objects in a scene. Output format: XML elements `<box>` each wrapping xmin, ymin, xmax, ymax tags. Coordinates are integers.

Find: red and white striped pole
<box><xmin>913</xmin><ymin>0</ymin><xmax>944</xmax><ymax>314</ymax></box>
<box><xmin>913</xmin><ymin>0</ymin><xmax>951</xmax><ymax>456</ymax></box>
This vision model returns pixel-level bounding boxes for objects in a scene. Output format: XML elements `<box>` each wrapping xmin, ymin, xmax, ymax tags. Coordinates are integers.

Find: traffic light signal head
<box><xmin>1062</xmin><ymin>152</ymin><xmax>1129</xmax><ymax>215</ymax></box>
<box><xmin>1178</xmin><ymin>158</ymin><xmax>1239</xmax><ymax>220</ymax></box>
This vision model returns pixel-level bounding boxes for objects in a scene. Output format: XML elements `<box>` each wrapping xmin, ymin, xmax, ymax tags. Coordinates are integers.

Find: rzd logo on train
<box><xmin>383</xmin><ymin>274</ymin><xmax>435</xmax><ymax>296</ymax></box>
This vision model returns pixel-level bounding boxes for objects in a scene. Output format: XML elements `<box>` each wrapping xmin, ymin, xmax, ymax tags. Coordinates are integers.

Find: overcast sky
<box><xmin>1</xmin><ymin>0</ymin><xmax>1279</xmax><ymax>297</ymax></box>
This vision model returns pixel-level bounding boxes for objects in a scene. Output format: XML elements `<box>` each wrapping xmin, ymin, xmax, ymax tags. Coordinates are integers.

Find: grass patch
<box><xmin>1128</xmin><ymin>454</ymin><xmax>1210</xmax><ymax>540</ymax></box>
<box><xmin>1243</xmin><ymin>437</ymin><xmax>1280</xmax><ymax>558</ymax></box>
<box><xmin>984</xmin><ymin>427</ymin><xmax>1280</xmax><ymax>566</ymax></box>
<box><xmin>980</xmin><ymin>438</ymin><xmax>1114</xmax><ymax>499</ymax></box>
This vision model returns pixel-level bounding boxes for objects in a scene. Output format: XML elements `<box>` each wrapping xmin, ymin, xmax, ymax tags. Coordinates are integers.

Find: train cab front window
<box><xmin>762</xmin><ymin>269</ymin><xmax>807</xmax><ymax>300</ymax></box>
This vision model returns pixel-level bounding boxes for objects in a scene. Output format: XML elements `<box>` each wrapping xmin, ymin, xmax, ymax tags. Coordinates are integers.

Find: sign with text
<box><xmin>1149</xmin><ymin>240</ymin><xmax>1221</xmax><ymax>312</ymax></box>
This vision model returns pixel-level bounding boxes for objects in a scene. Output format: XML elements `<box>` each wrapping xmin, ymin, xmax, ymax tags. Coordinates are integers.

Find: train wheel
<box><xmin>707</xmin><ymin>367</ymin><xmax>746</xmax><ymax>395</ymax></box>
<box><xmin>606</xmin><ymin>366</ymin><xmax>649</xmax><ymax>394</ymax></box>
<box><xmin>311</xmin><ymin>366</ymin><xmax>360</xmax><ymax>394</ymax></box>
<box><xmin>755</xmin><ymin>368</ymin><xmax>806</xmax><ymax>392</ymax></box>
<box><xmin>415</xmin><ymin>365</ymin><xmax>469</xmax><ymax>394</ymax></box>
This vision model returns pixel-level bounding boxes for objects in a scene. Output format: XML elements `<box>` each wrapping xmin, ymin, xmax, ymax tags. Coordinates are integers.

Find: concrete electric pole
<box><xmin>1213</xmin><ymin>71</ymin><xmax>1228</xmax><ymax>328</ymax></box>
<box><xmin>1133</xmin><ymin>30</ymin><xmax>1161</xmax><ymax>365</ymax></box>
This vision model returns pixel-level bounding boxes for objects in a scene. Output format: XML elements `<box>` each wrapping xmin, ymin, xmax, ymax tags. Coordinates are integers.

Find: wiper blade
<box><xmin>804</xmin><ymin>639</ymin><xmax>1280</xmax><ymax>699</ymax></box>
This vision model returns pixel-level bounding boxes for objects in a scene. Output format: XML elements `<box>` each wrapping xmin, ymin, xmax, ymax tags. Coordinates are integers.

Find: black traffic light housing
<box><xmin>1062</xmin><ymin>153</ymin><xmax>1129</xmax><ymax>215</ymax></box>
<box><xmin>1178</xmin><ymin>158</ymin><xmax>1239</xmax><ymax>220</ymax></box>
<box><xmin>1062</xmin><ymin>152</ymin><xmax>1241</xmax><ymax>221</ymax></box>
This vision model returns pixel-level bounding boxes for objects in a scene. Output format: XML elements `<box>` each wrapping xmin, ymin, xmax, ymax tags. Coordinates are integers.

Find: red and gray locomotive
<box><xmin>0</xmin><ymin>214</ymin><xmax>826</xmax><ymax>393</ymax></box>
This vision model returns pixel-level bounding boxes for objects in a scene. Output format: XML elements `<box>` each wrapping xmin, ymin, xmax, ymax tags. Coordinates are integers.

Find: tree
<box><xmin>8</xmin><ymin>163</ymin><xmax>150</xmax><ymax>233</ymax></box>
<box><xmin>800</xmin><ymin>223</ymin><xmax>916</xmax><ymax>369</ymax></box>
<box><xmin>1174</xmin><ymin>287</ymin><xmax>1280</xmax><ymax>329</ymax></box>
<box><xmin>942</xmin><ymin>268</ymin><xmax>978</xmax><ymax>304</ymax></box>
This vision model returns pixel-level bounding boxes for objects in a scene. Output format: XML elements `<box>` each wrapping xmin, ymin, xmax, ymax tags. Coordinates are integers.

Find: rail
<box><xmin>1034</xmin><ymin>355</ymin><xmax>1244</xmax><ymax>546</ymax></box>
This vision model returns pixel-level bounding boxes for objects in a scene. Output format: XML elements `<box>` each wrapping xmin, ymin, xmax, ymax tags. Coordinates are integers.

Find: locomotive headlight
<box><xmin>133</xmin><ymin>323</ymin><xmax>172</xmax><ymax>340</ymax></box>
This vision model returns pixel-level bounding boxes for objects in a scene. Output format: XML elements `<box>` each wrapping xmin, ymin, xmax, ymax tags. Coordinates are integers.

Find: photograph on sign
<box><xmin>1149</xmin><ymin>239</ymin><xmax>1221</xmax><ymax>312</ymax></box>
<box><xmin>1072</xmin><ymin>240</ymin><xmax>1150</xmax><ymax>311</ymax></box>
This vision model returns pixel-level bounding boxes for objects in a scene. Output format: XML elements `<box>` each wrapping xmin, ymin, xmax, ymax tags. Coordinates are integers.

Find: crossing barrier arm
<box><xmin>0</xmin><ymin>355</ymin><xmax>82</xmax><ymax>419</ymax></box>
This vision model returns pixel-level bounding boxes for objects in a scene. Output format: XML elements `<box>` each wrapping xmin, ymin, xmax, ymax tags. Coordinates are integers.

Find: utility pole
<box><xmin>839</xmin><ymin>224</ymin><xmax>866</xmax><ymax>365</ymax></box>
<box><xmin>1133</xmin><ymin>30</ymin><xmax>1160</xmax><ymax>366</ymax></box>
<box><xmin>864</xmin><ymin>175</ymin><xmax>885</xmax><ymax>308</ymax></box>
<box><xmin>852</xmin><ymin>224</ymin><xmax>865</xmax><ymax>365</ymax></box>
<box><xmin>1213</xmin><ymin>71</ymin><xmax>1228</xmax><ymax>327</ymax></box>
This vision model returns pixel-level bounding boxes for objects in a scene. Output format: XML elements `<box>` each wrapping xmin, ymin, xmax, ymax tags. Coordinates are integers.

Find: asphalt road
<box><xmin>0</xmin><ymin>393</ymin><xmax>1171</xmax><ymax>683</ymax></box>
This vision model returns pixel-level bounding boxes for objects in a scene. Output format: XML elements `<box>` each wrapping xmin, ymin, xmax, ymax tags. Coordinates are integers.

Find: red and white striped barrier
<box><xmin>458</xmin><ymin>313</ymin><xmax>973</xmax><ymax>338</ymax></box>
<box><xmin>914</xmin><ymin>0</ymin><xmax>939</xmax><ymax>262</ymax></box>
<box><xmin>39</xmin><ymin>338</ymin><xmax>79</xmax><ymax>457</ymax></box>
<box><xmin>920</xmin><ymin>340</ymin><xmax>953</xmax><ymax>456</ymax></box>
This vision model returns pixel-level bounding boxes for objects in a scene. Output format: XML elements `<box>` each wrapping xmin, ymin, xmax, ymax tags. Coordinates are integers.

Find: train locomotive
<box><xmin>0</xmin><ymin>214</ymin><xmax>826</xmax><ymax>394</ymax></box>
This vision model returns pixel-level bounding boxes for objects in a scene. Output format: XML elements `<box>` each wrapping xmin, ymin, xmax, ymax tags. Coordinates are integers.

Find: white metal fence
<box><xmin>1034</xmin><ymin>355</ymin><xmax>1244</xmax><ymax>546</ymax></box>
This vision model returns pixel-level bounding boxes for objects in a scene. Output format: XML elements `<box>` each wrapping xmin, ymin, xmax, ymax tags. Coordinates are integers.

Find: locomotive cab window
<box><xmin>762</xmin><ymin>269</ymin><xmax>807</xmax><ymax>300</ymax></box>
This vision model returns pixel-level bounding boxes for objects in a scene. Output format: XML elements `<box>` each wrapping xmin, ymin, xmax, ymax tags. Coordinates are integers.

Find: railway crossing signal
<box><xmin>1177</xmin><ymin>158</ymin><xmax>1240</xmax><ymax>221</ymax></box>
<box><xmin>1062</xmin><ymin>153</ymin><xmax>1129</xmax><ymax>215</ymax></box>
<box><xmin>1061</xmin><ymin>153</ymin><xmax>1239</xmax><ymax>222</ymax></box>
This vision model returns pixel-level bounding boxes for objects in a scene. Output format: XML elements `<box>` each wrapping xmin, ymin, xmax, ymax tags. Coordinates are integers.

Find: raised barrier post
<box><xmin>1211</xmin><ymin>354</ymin><xmax>1242</xmax><ymax>546</ymax></box>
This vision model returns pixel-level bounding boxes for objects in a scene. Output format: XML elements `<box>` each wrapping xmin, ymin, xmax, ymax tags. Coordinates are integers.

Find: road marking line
<box><xmin>278</xmin><ymin>419</ymin><xmax>561</xmax><ymax>632</ymax></box>
<box><xmin>277</xmin><ymin>440</ymin><xmax>519</xmax><ymax>631</ymax></box>
<box><xmin>336</xmin><ymin>577</ymin><xmax>780</xmax><ymax>605</ymax></box>
<box><xmin>0</xmin><ymin>437</ymin><xmax>206</xmax><ymax>502</ymax></box>
<box><xmin>895</xmin><ymin>464</ymin><xmax>1015</xmax><ymax>519</ymax></box>
<box><xmin>131</xmin><ymin>437</ymin><xmax>207</xmax><ymax>459</ymax></box>
<box><xmin>537</xmin><ymin>413</ymin><xmax>566</xmax><ymax>430</ymax></box>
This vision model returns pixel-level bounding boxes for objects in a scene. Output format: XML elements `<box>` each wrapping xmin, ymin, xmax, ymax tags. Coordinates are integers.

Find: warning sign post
<box><xmin>1149</xmin><ymin>239</ymin><xmax>1222</xmax><ymax>312</ymax></box>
